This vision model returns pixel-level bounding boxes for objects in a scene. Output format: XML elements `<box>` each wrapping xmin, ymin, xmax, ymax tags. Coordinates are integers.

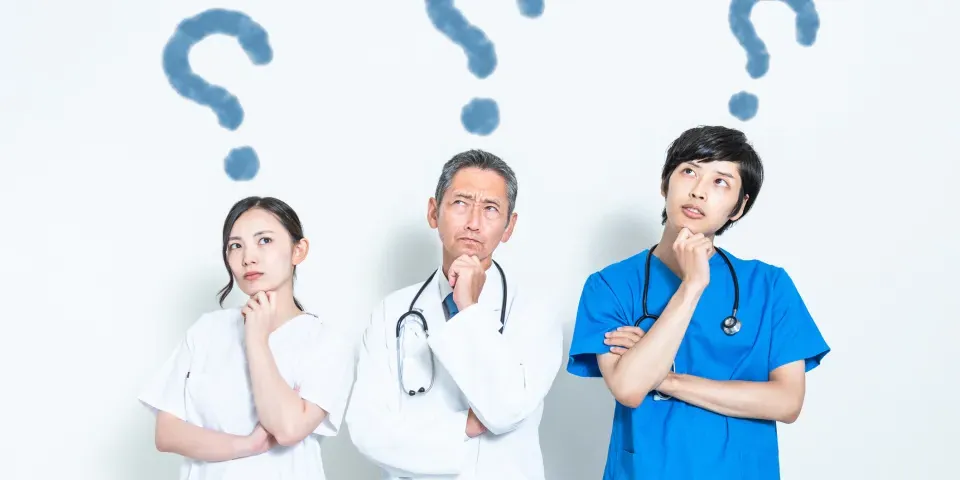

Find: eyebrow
<box><xmin>685</xmin><ymin>162</ymin><xmax>736</xmax><ymax>180</ymax></box>
<box><xmin>228</xmin><ymin>230</ymin><xmax>274</xmax><ymax>241</ymax></box>
<box><xmin>453</xmin><ymin>192</ymin><xmax>502</xmax><ymax>207</ymax></box>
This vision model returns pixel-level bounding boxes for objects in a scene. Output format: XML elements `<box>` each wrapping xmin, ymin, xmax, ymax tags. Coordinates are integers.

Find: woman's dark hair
<box><xmin>217</xmin><ymin>196</ymin><xmax>305</xmax><ymax>310</ymax></box>
<box><xmin>659</xmin><ymin>125</ymin><xmax>764</xmax><ymax>236</ymax></box>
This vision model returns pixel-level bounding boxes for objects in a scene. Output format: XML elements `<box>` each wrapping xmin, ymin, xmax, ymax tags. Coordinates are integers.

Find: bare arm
<box><xmin>656</xmin><ymin>360</ymin><xmax>807</xmax><ymax>423</ymax></box>
<box><xmin>154</xmin><ymin>411</ymin><xmax>261</xmax><ymax>462</ymax></box>
<box><xmin>246</xmin><ymin>339</ymin><xmax>329</xmax><ymax>446</ymax></box>
<box><xmin>597</xmin><ymin>281</ymin><xmax>705</xmax><ymax>408</ymax></box>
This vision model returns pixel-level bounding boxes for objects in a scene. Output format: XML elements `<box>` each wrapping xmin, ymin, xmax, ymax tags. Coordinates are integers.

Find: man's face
<box><xmin>428</xmin><ymin>167</ymin><xmax>517</xmax><ymax>264</ymax></box>
<box><xmin>662</xmin><ymin>160</ymin><xmax>747</xmax><ymax>236</ymax></box>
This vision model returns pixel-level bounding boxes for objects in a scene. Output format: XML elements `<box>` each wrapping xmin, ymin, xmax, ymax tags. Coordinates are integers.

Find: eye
<box><xmin>682</xmin><ymin>167</ymin><xmax>695</xmax><ymax>176</ymax></box>
<box><xmin>715</xmin><ymin>178</ymin><xmax>729</xmax><ymax>187</ymax></box>
<box><xmin>228</xmin><ymin>242</ymin><xmax>241</xmax><ymax>250</ymax></box>
<box><xmin>485</xmin><ymin>205</ymin><xmax>499</xmax><ymax>212</ymax></box>
<box><xmin>258</xmin><ymin>237</ymin><xmax>272</xmax><ymax>245</ymax></box>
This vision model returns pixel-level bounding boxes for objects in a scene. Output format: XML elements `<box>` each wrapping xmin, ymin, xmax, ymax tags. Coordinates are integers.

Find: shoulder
<box><xmin>582</xmin><ymin>250</ymin><xmax>649</xmax><ymax>301</ymax></box>
<box><xmin>186</xmin><ymin>308</ymin><xmax>242</xmax><ymax>340</ymax></box>
<box><xmin>379</xmin><ymin>279</ymin><xmax>431</xmax><ymax>318</ymax></box>
<box><xmin>719</xmin><ymin>249</ymin><xmax>798</xmax><ymax>291</ymax></box>
<box><xmin>287</xmin><ymin>313</ymin><xmax>356</xmax><ymax>356</ymax></box>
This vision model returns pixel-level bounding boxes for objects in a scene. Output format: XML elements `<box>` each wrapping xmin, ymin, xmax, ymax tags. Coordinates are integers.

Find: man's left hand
<box><xmin>449</xmin><ymin>254</ymin><xmax>486</xmax><ymax>310</ymax></box>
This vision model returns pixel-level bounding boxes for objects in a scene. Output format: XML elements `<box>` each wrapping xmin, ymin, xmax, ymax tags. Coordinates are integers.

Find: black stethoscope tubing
<box><xmin>395</xmin><ymin>260</ymin><xmax>507</xmax><ymax>396</ymax></box>
<box><xmin>636</xmin><ymin>244</ymin><xmax>741</xmax><ymax>336</ymax></box>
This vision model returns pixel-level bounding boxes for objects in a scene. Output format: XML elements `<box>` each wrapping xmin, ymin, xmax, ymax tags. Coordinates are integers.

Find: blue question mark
<box><xmin>426</xmin><ymin>0</ymin><xmax>545</xmax><ymax>136</ymax></box>
<box><xmin>162</xmin><ymin>9</ymin><xmax>273</xmax><ymax>181</ymax></box>
<box><xmin>728</xmin><ymin>0</ymin><xmax>819</xmax><ymax>121</ymax></box>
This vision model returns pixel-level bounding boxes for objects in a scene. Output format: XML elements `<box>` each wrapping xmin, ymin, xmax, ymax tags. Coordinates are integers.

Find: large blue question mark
<box><xmin>728</xmin><ymin>0</ymin><xmax>819</xmax><ymax>121</ymax></box>
<box><xmin>426</xmin><ymin>0</ymin><xmax>545</xmax><ymax>136</ymax></box>
<box><xmin>163</xmin><ymin>9</ymin><xmax>273</xmax><ymax>181</ymax></box>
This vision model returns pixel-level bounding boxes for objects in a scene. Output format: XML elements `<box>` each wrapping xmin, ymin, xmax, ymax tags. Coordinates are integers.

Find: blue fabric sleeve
<box><xmin>769</xmin><ymin>268</ymin><xmax>831</xmax><ymax>373</ymax></box>
<box><xmin>566</xmin><ymin>272</ymin><xmax>630</xmax><ymax>378</ymax></box>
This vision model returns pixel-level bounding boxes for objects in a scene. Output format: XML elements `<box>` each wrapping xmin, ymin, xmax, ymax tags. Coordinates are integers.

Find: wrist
<box><xmin>657</xmin><ymin>372</ymin><xmax>683</xmax><ymax>396</ymax></box>
<box><xmin>233</xmin><ymin>434</ymin><xmax>254</xmax><ymax>458</ymax></box>
<box><xmin>678</xmin><ymin>280</ymin><xmax>707</xmax><ymax>299</ymax></box>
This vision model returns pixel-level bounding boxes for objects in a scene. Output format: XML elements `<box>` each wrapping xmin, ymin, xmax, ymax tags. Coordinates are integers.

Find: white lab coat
<box><xmin>138</xmin><ymin>308</ymin><xmax>355</xmax><ymax>480</ymax></box>
<box><xmin>345</xmin><ymin>262</ymin><xmax>564</xmax><ymax>480</ymax></box>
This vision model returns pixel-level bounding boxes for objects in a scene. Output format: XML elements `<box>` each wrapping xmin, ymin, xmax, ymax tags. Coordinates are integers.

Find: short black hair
<box><xmin>660</xmin><ymin>125</ymin><xmax>764</xmax><ymax>236</ymax></box>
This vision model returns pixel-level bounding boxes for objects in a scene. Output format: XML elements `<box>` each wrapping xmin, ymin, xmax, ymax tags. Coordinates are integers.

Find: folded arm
<box><xmin>345</xmin><ymin>303</ymin><xmax>470</xmax><ymax>477</ymax></box>
<box><xmin>246</xmin><ymin>339</ymin><xmax>329</xmax><ymax>446</ymax></box>
<box><xmin>428</xmin><ymin>292</ymin><xmax>564</xmax><ymax>435</ymax></box>
<box><xmin>597</xmin><ymin>281</ymin><xmax>706</xmax><ymax>408</ymax></box>
<box><xmin>657</xmin><ymin>360</ymin><xmax>807</xmax><ymax>423</ymax></box>
<box><xmin>154</xmin><ymin>411</ymin><xmax>257</xmax><ymax>462</ymax></box>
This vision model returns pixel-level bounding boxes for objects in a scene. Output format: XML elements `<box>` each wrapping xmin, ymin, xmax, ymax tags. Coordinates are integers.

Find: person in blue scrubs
<box><xmin>566</xmin><ymin>126</ymin><xmax>830</xmax><ymax>480</ymax></box>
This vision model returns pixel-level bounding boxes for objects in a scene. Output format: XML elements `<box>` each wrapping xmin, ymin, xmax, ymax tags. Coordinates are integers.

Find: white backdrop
<box><xmin>2</xmin><ymin>1</ymin><xmax>957</xmax><ymax>479</ymax></box>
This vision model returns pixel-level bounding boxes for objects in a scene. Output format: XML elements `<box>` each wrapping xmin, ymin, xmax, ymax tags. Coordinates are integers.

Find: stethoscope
<box><xmin>395</xmin><ymin>260</ymin><xmax>507</xmax><ymax>396</ymax></box>
<box><xmin>637</xmin><ymin>243</ymin><xmax>741</xmax><ymax>400</ymax></box>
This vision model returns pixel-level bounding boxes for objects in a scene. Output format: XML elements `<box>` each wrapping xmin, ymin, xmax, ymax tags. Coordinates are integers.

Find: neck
<box><xmin>441</xmin><ymin>250</ymin><xmax>492</xmax><ymax>278</ymax></box>
<box><xmin>652</xmin><ymin>223</ymin><xmax>715</xmax><ymax>277</ymax></box>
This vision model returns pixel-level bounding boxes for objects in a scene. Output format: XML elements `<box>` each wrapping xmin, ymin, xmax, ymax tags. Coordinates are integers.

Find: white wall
<box><xmin>2</xmin><ymin>1</ymin><xmax>957</xmax><ymax>479</ymax></box>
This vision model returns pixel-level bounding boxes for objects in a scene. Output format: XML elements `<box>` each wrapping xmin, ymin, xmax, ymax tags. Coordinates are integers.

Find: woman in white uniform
<box><xmin>138</xmin><ymin>196</ymin><xmax>355</xmax><ymax>480</ymax></box>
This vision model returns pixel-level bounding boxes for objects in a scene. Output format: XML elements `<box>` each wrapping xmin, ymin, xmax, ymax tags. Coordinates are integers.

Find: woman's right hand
<box><xmin>244</xmin><ymin>423</ymin><xmax>276</xmax><ymax>456</ymax></box>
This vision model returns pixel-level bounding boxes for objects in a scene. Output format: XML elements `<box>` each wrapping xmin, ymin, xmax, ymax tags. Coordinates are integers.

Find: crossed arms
<box><xmin>596</xmin><ymin>281</ymin><xmax>806</xmax><ymax>423</ymax></box>
<box><xmin>346</xmin><ymin>293</ymin><xmax>564</xmax><ymax>476</ymax></box>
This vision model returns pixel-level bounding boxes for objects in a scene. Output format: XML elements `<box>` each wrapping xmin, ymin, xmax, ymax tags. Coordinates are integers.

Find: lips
<box><xmin>681</xmin><ymin>204</ymin><xmax>705</xmax><ymax>218</ymax></box>
<box><xmin>244</xmin><ymin>272</ymin><xmax>263</xmax><ymax>280</ymax></box>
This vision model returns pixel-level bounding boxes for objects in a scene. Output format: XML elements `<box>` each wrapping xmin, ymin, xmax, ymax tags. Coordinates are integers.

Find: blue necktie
<box><xmin>443</xmin><ymin>293</ymin><xmax>459</xmax><ymax>319</ymax></box>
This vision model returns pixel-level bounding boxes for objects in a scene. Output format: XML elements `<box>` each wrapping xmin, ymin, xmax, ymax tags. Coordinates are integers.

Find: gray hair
<box><xmin>434</xmin><ymin>149</ymin><xmax>518</xmax><ymax>219</ymax></box>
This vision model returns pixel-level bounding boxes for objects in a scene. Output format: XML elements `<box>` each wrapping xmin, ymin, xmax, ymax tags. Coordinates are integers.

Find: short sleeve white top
<box><xmin>138</xmin><ymin>308</ymin><xmax>356</xmax><ymax>480</ymax></box>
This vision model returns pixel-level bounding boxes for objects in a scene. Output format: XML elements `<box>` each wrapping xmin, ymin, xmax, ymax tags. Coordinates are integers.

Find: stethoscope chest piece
<box><xmin>721</xmin><ymin>316</ymin><xmax>741</xmax><ymax>336</ymax></box>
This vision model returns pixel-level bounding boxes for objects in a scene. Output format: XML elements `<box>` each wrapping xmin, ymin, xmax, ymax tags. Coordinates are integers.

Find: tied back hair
<box><xmin>217</xmin><ymin>196</ymin><xmax>306</xmax><ymax>311</ymax></box>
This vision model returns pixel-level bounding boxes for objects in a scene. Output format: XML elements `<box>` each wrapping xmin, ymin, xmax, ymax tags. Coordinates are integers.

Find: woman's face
<box><xmin>226</xmin><ymin>208</ymin><xmax>306</xmax><ymax>297</ymax></box>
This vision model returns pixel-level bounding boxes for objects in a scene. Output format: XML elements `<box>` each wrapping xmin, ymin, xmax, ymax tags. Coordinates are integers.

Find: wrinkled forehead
<box><xmin>445</xmin><ymin>168</ymin><xmax>509</xmax><ymax>203</ymax></box>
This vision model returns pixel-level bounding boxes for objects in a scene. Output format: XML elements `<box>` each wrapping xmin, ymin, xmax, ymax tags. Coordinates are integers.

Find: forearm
<box><xmin>429</xmin><ymin>306</ymin><xmax>560</xmax><ymax>434</ymax></box>
<box><xmin>658</xmin><ymin>373</ymin><xmax>802</xmax><ymax>423</ymax></box>
<box><xmin>348</xmin><ymin>403</ymin><xmax>470</xmax><ymax>475</ymax></box>
<box><xmin>245</xmin><ymin>339</ymin><xmax>306</xmax><ymax>442</ymax></box>
<box><xmin>155</xmin><ymin>412</ymin><xmax>252</xmax><ymax>462</ymax></box>
<box><xmin>611</xmin><ymin>282</ymin><xmax>704</xmax><ymax>401</ymax></box>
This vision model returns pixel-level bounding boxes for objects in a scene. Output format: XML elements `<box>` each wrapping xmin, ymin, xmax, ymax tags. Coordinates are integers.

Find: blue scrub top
<box><xmin>567</xmin><ymin>248</ymin><xmax>830</xmax><ymax>480</ymax></box>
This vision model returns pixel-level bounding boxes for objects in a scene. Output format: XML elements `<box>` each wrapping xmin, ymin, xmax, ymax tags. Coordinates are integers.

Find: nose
<box><xmin>242</xmin><ymin>249</ymin><xmax>258</xmax><ymax>267</ymax></box>
<box><xmin>689</xmin><ymin>179</ymin><xmax>707</xmax><ymax>200</ymax></box>
<box><xmin>465</xmin><ymin>205</ymin><xmax>482</xmax><ymax>231</ymax></box>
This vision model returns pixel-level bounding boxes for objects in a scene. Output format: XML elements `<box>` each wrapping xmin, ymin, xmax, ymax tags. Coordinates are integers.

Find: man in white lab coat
<box><xmin>345</xmin><ymin>149</ymin><xmax>564</xmax><ymax>480</ymax></box>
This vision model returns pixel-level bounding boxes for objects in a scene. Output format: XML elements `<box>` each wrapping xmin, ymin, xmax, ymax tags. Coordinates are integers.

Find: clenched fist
<box><xmin>242</xmin><ymin>291</ymin><xmax>279</xmax><ymax>344</ymax></box>
<box><xmin>673</xmin><ymin>227</ymin><xmax>713</xmax><ymax>289</ymax></box>
<box><xmin>448</xmin><ymin>254</ymin><xmax>486</xmax><ymax>310</ymax></box>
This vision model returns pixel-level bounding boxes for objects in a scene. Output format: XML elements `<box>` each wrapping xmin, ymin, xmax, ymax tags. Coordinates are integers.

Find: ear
<box><xmin>292</xmin><ymin>238</ymin><xmax>310</xmax><ymax>266</ymax></box>
<box><xmin>427</xmin><ymin>197</ymin><xmax>439</xmax><ymax>229</ymax></box>
<box><xmin>729</xmin><ymin>194</ymin><xmax>749</xmax><ymax>221</ymax></box>
<box><xmin>660</xmin><ymin>180</ymin><xmax>668</xmax><ymax>199</ymax></box>
<box><xmin>500</xmin><ymin>212</ymin><xmax>518</xmax><ymax>243</ymax></box>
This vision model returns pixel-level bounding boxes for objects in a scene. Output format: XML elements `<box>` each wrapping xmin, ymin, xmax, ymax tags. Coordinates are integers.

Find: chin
<box><xmin>237</xmin><ymin>279</ymin><xmax>277</xmax><ymax>296</ymax></box>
